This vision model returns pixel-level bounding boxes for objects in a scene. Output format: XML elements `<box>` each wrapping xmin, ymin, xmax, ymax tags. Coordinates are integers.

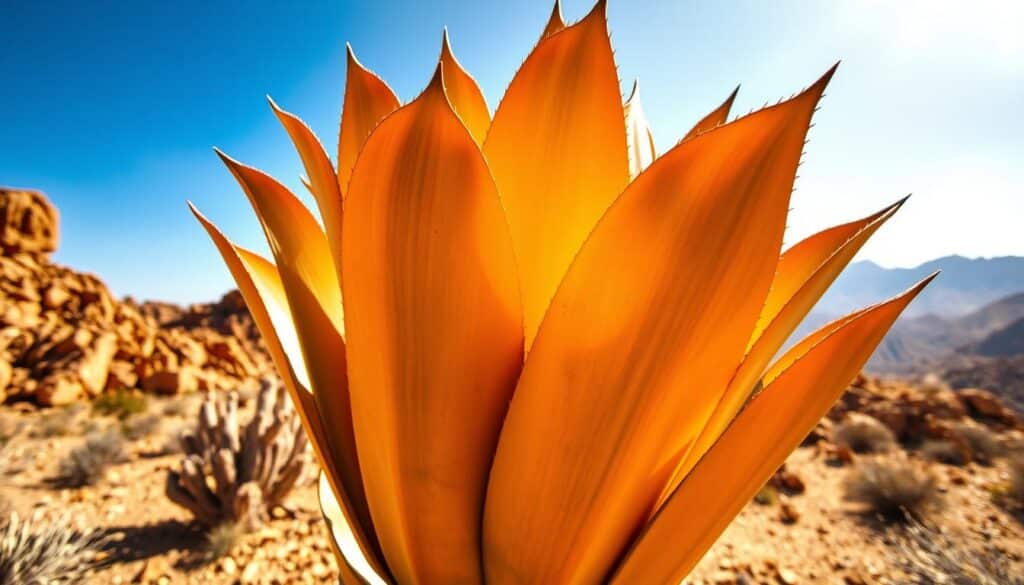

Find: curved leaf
<box><xmin>483</xmin><ymin>0</ymin><xmax>629</xmax><ymax>348</ymax></box>
<box><xmin>611</xmin><ymin>274</ymin><xmax>936</xmax><ymax>585</ymax></box>
<box><xmin>439</xmin><ymin>29</ymin><xmax>491</xmax><ymax>146</ymax></box>
<box><xmin>484</xmin><ymin>67</ymin><xmax>835</xmax><ymax>584</ymax></box>
<box><xmin>660</xmin><ymin>196</ymin><xmax>907</xmax><ymax>503</ymax></box>
<box><xmin>342</xmin><ymin>68</ymin><xmax>523</xmax><ymax>584</ymax></box>
<box><xmin>338</xmin><ymin>45</ymin><xmax>400</xmax><ymax>196</ymax></box>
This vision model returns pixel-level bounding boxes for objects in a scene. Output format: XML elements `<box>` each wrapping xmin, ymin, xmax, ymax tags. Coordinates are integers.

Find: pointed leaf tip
<box><xmin>542</xmin><ymin>0</ymin><xmax>566</xmax><ymax>37</ymax></box>
<box><xmin>804</xmin><ymin>62</ymin><xmax>839</xmax><ymax>100</ymax></box>
<box><xmin>435</xmin><ymin>32</ymin><xmax>491</xmax><ymax>146</ymax></box>
<box><xmin>626</xmin><ymin>78</ymin><xmax>640</xmax><ymax>103</ymax></box>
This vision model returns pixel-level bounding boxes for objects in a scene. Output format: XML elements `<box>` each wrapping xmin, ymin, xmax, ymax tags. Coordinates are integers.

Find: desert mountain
<box><xmin>814</xmin><ymin>255</ymin><xmax>1024</xmax><ymax>319</ymax></box>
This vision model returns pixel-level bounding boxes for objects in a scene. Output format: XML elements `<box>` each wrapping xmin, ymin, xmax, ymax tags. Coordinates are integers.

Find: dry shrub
<box><xmin>954</xmin><ymin>423</ymin><xmax>1005</xmax><ymax>465</ymax></box>
<box><xmin>921</xmin><ymin>440</ymin><xmax>969</xmax><ymax>466</ymax></box>
<box><xmin>53</xmin><ymin>432</ymin><xmax>125</xmax><ymax>487</ymax></box>
<box><xmin>844</xmin><ymin>455</ymin><xmax>940</xmax><ymax>521</ymax></box>
<box><xmin>30</xmin><ymin>404</ymin><xmax>85</xmax><ymax>439</ymax></box>
<box><xmin>0</xmin><ymin>511</ymin><xmax>109</xmax><ymax>585</ymax></box>
<box><xmin>834</xmin><ymin>414</ymin><xmax>896</xmax><ymax>454</ymax></box>
<box><xmin>1009</xmin><ymin>450</ymin><xmax>1024</xmax><ymax>504</ymax></box>
<box><xmin>893</xmin><ymin>516</ymin><xmax>1021</xmax><ymax>585</ymax></box>
<box><xmin>121</xmin><ymin>414</ymin><xmax>162</xmax><ymax>441</ymax></box>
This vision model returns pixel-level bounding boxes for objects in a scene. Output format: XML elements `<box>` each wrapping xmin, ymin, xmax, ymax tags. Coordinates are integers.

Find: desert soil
<box><xmin>1</xmin><ymin>392</ymin><xmax>1022</xmax><ymax>585</ymax></box>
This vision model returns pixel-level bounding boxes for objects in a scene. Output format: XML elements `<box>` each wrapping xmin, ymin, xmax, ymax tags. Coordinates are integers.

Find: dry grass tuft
<box><xmin>954</xmin><ymin>423</ymin><xmax>1005</xmax><ymax>465</ymax></box>
<box><xmin>834</xmin><ymin>414</ymin><xmax>896</xmax><ymax>454</ymax></box>
<box><xmin>844</xmin><ymin>455</ymin><xmax>941</xmax><ymax>521</ymax></box>
<box><xmin>921</xmin><ymin>439</ymin><xmax>969</xmax><ymax>466</ymax></box>
<box><xmin>53</xmin><ymin>432</ymin><xmax>125</xmax><ymax>487</ymax></box>
<box><xmin>892</xmin><ymin>516</ymin><xmax>1021</xmax><ymax>585</ymax></box>
<box><xmin>30</xmin><ymin>404</ymin><xmax>86</xmax><ymax>439</ymax></box>
<box><xmin>121</xmin><ymin>414</ymin><xmax>162</xmax><ymax>441</ymax></box>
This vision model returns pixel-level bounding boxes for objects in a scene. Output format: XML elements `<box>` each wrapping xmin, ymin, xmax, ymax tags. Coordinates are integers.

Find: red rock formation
<box><xmin>0</xmin><ymin>188</ymin><xmax>272</xmax><ymax>405</ymax></box>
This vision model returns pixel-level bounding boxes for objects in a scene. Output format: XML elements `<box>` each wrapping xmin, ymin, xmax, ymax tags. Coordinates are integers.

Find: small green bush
<box><xmin>753</xmin><ymin>484</ymin><xmax>778</xmax><ymax>506</ymax></box>
<box><xmin>92</xmin><ymin>389</ymin><xmax>147</xmax><ymax>420</ymax></box>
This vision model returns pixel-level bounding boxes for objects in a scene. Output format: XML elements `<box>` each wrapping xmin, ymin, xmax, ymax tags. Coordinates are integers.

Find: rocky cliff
<box><xmin>0</xmin><ymin>188</ymin><xmax>272</xmax><ymax>405</ymax></box>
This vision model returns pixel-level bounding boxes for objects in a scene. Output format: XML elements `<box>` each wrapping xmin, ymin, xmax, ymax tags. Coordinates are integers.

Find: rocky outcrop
<box><xmin>827</xmin><ymin>374</ymin><xmax>1022</xmax><ymax>443</ymax></box>
<box><xmin>0</xmin><ymin>188</ymin><xmax>58</xmax><ymax>256</ymax></box>
<box><xmin>0</xmin><ymin>188</ymin><xmax>272</xmax><ymax>405</ymax></box>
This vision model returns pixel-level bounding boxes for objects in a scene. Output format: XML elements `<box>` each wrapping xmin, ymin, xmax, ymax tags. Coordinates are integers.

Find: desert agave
<box><xmin>190</xmin><ymin>1</ymin><xmax>934</xmax><ymax>583</ymax></box>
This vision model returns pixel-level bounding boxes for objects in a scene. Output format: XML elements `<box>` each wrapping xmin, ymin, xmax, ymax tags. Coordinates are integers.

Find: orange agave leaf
<box><xmin>269</xmin><ymin>97</ymin><xmax>345</xmax><ymax>276</ymax></box>
<box><xmin>624</xmin><ymin>79</ymin><xmax>657</xmax><ymax>179</ymax></box>
<box><xmin>483</xmin><ymin>0</ymin><xmax>629</xmax><ymax>349</ymax></box>
<box><xmin>189</xmin><ymin>205</ymin><xmax>390</xmax><ymax>580</ymax></box>
<box><xmin>611</xmin><ymin>274</ymin><xmax>936</xmax><ymax>585</ymax></box>
<box><xmin>483</xmin><ymin>68</ymin><xmax>835</xmax><ymax>585</ymax></box>
<box><xmin>681</xmin><ymin>85</ymin><xmax>739</xmax><ymax>141</ymax></box>
<box><xmin>216</xmin><ymin>152</ymin><xmax>383</xmax><ymax>573</ymax></box>
<box><xmin>541</xmin><ymin>0</ymin><xmax>566</xmax><ymax>38</ymax></box>
<box><xmin>337</xmin><ymin>45</ymin><xmax>400</xmax><ymax>196</ymax></box>
<box><xmin>661</xmin><ymin>196</ymin><xmax>908</xmax><ymax>503</ymax></box>
<box><xmin>439</xmin><ymin>29</ymin><xmax>491</xmax><ymax>146</ymax></box>
<box><xmin>342</xmin><ymin>67</ymin><xmax>523</xmax><ymax>585</ymax></box>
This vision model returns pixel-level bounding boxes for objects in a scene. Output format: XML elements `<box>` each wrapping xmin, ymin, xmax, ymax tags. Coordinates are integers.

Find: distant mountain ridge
<box><xmin>814</xmin><ymin>255</ymin><xmax>1024</xmax><ymax>319</ymax></box>
<box><xmin>864</xmin><ymin>291</ymin><xmax>1024</xmax><ymax>373</ymax></box>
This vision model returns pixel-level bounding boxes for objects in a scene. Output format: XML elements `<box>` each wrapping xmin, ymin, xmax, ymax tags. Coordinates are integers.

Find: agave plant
<box><xmin>190</xmin><ymin>2</ymin><xmax>934</xmax><ymax>583</ymax></box>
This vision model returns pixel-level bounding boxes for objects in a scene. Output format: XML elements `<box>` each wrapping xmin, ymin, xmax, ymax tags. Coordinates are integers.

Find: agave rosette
<box><xmin>191</xmin><ymin>2</ymin><xmax>934</xmax><ymax>583</ymax></box>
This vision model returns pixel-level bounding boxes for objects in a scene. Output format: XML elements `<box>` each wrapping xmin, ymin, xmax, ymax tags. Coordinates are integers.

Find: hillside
<box><xmin>965</xmin><ymin>317</ymin><xmax>1024</xmax><ymax>357</ymax></box>
<box><xmin>864</xmin><ymin>291</ymin><xmax>1024</xmax><ymax>373</ymax></box>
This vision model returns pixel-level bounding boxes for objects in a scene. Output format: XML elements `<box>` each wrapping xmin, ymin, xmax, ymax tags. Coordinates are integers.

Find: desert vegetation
<box><xmin>165</xmin><ymin>380</ymin><xmax>310</xmax><ymax>531</ymax></box>
<box><xmin>843</xmin><ymin>455</ymin><xmax>941</xmax><ymax>521</ymax></box>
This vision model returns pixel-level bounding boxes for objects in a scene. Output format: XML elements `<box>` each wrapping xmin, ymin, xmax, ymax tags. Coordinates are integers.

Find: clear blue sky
<box><xmin>2</xmin><ymin>0</ymin><xmax>1021</xmax><ymax>303</ymax></box>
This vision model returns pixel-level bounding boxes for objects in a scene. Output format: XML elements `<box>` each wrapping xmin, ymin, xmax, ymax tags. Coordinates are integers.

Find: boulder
<box><xmin>0</xmin><ymin>188</ymin><xmax>58</xmax><ymax>256</ymax></box>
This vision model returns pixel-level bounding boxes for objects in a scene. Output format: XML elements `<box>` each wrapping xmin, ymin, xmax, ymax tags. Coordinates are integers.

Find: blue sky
<box><xmin>2</xmin><ymin>0</ymin><xmax>1021</xmax><ymax>303</ymax></box>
